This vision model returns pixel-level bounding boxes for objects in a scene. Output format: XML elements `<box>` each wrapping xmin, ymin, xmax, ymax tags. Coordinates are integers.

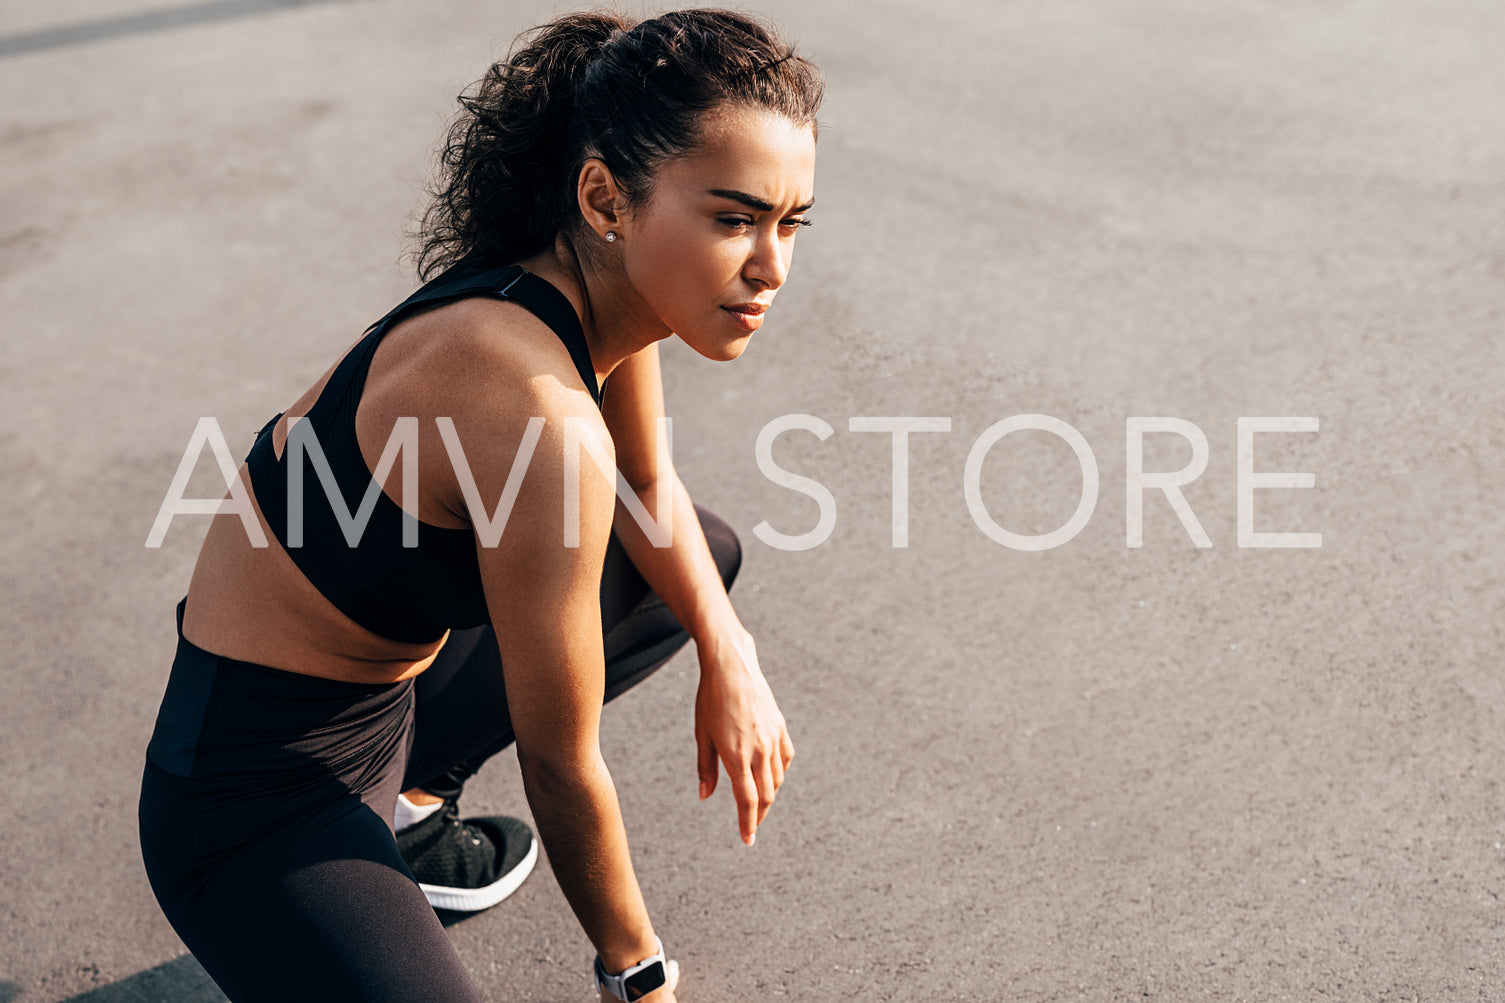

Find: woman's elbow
<box><xmin>516</xmin><ymin>740</ymin><xmax>607</xmax><ymax>799</ymax></box>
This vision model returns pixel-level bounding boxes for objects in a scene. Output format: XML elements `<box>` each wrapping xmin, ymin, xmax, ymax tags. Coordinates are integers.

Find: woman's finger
<box><xmin>730</xmin><ymin>765</ymin><xmax>760</xmax><ymax>844</ymax></box>
<box><xmin>697</xmin><ymin>730</ymin><xmax>718</xmax><ymax>801</ymax></box>
<box><xmin>755</xmin><ymin>755</ymin><xmax>776</xmax><ymax>828</ymax></box>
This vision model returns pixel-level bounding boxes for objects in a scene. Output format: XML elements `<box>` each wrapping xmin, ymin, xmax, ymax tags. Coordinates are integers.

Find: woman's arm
<box><xmin>603</xmin><ymin>345</ymin><xmax>795</xmax><ymax>845</ymax></box>
<box><xmin>439</xmin><ymin>313</ymin><xmax>667</xmax><ymax>989</ymax></box>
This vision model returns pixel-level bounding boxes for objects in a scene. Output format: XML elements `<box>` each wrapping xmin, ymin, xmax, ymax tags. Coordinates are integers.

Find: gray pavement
<box><xmin>2</xmin><ymin>0</ymin><xmax>1502</xmax><ymax>999</ymax></box>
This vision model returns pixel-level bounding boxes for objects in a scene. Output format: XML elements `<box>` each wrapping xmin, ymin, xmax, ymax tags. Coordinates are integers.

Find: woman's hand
<box><xmin>599</xmin><ymin>958</ymin><xmax>680</xmax><ymax>1002</ymax></box>
<box><xmin>694</xmin><ymin>622</ymin><xmax>794</xmax><ymax>844</ymax></box>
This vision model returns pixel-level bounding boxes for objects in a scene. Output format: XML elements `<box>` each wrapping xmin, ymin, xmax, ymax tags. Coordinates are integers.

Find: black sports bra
<box><xmin>244</xmin><ymin>259</ymin><xmax>601</xmax><ymax>644</ymax></box>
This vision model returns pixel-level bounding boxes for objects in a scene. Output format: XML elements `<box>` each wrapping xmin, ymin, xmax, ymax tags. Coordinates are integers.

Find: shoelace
<box><xmin>440</xmin><ymin>801</ymin><xmax>485</xmax><ymax>848</ymax></box>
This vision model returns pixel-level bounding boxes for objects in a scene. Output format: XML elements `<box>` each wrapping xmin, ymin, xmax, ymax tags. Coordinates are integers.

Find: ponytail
<box><xmin>416</xmin><ymin>12</ymin><xmax>628</xmax><ymax>278</ymax></box>
<box><xmin>415</xmin><ymin>8</ymin><xmax>824</xmax><ymax>280</ymax></box>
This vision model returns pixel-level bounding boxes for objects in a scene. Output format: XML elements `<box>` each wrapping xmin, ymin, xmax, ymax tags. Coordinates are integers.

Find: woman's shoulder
<box><xmin>391</xmin><ymin>294</ymin><xmax>618</xmax><ymax>547</ymax></box>
<box><xmin>377</xmin><ymin>293</ymin><xmax>603</xmax><ymax>431</ymax></box>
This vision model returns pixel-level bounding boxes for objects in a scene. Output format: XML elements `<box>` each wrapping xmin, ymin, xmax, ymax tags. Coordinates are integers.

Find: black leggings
<box><xmin>139</xmin><ymin>505</ymin><xmax>740</xmax><ymax>1003</ymax></box>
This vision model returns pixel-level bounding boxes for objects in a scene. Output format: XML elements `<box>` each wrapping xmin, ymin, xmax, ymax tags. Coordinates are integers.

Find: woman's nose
<box><xmin>744</xmin><ymin>227</ymin><xmax>789</xmax><ymax>291</ymax></box>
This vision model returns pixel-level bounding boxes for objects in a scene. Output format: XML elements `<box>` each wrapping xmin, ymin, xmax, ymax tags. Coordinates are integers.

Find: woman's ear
<box><xmin>577</xmin><ymin>158</ymin><xmax>626</xmax><ymax>241</ymax></box>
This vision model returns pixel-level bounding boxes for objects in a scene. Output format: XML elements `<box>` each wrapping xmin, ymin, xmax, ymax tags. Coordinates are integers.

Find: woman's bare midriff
<box><xmin>180</xmin><ymin>476</ymin><xmax>451</xmax><ymax>684</ymax></box>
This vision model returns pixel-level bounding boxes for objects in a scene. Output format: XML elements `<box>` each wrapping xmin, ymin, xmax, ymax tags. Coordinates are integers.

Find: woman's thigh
<box><xmin>160</xmin><ymin>796</ymin><xmax>481</xmax><ymax>1003</ymax></box>
<box><xmin>140</xmin><ymin>617</ymin><xmax>476</xmax><ymax>1002</ymax></box>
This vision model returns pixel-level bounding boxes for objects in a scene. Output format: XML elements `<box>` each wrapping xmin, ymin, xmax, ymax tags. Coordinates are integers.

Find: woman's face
<box><xmin>620</xmin><ymin>103</ymin><xmax>818</xmax><ymax>361</ymax></box>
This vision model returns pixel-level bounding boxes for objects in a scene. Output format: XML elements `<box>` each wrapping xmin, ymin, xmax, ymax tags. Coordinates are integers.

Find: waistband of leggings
<box><xmin>149</xmin><ymin>597</ymin><xmax>413</xmax><ymax>779</ymax></box>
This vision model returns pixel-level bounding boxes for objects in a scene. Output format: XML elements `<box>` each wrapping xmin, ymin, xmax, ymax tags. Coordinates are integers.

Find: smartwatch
<box><xmin>593</xmin><ymin>936</ymin><xmax>668</xmax><ymax>1001</ymax></box>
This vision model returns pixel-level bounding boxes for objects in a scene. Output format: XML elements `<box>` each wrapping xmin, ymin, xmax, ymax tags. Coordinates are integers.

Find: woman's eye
<box><xmin>717</xmin><ymin>216</ymin><xmax>814</xmax><ymax>232</ymax></box>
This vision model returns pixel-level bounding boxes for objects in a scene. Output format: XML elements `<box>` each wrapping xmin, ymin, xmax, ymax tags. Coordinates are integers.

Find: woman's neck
<box><xmin>517</xmin><ymin>235</ymin><xmax>672</xmax><ymax>388</ymax></box>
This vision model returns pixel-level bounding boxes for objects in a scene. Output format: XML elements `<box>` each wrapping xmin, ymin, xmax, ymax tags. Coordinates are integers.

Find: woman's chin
<box><xmin>679</xmin><ymin>331</ymin><xmax>752</xmax><ymax>362</ymax></box>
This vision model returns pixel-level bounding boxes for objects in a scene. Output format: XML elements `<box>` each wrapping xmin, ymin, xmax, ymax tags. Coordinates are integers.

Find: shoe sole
<box><xmin>418</xmin><ymin>834</ymin><xmax>538</xmax><ymax>912</ymax></box>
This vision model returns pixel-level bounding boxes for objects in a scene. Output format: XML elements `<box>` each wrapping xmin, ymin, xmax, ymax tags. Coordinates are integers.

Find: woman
<box><xmin>137</xmin><ymin>9</ymin><xmax>822</xmax><ymax>1001</ymax></box>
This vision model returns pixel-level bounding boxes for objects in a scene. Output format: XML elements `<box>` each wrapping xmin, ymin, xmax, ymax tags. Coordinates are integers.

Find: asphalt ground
<box><xmin>1</xmin><ymin>0</ymin><xmax>1502</xmax><ymax>999</ymax></box>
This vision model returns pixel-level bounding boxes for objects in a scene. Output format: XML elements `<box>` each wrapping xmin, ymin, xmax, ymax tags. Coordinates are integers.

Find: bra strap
<box><xmin>498</xmin><ymin>271</ymin><xmax>602</xmax><ymax>408</ymax></box>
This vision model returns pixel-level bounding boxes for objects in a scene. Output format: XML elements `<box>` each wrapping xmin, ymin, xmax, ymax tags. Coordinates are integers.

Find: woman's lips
<box><xmin>722</xmin><ymin>305</ymin><xmax>767</xmax><ymax>331</ymax></box>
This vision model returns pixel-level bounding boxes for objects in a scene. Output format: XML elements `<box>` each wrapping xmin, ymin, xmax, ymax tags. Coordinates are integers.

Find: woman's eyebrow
<box><xmin>706</xmin><ymin>189</ymin><xmax>816</xmax><ymax>213</ymax></box>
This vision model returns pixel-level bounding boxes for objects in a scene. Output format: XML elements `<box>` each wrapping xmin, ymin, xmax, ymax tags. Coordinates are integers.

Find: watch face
<box><xmin>622</xmin><ymin>961</ymin><xmax>667</xmax><ymax>1000</ymax></box>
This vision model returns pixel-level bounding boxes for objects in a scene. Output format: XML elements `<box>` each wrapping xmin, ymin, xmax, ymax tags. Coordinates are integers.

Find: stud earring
<box><xmin>606</xmin><ymin>231</ymin><xmax>618</xmax><ymax>242</ymax></box>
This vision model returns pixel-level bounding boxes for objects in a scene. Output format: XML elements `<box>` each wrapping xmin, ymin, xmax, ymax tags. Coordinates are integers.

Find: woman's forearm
<box><xmin>518</xmin><ymin>749</ymin><xmax>659</xmax><ymax>971</ymax></box>
<box><xmin>613</xmin><ymin>470</ymin><xmax>740</xmax><ymax>647</ymax></box>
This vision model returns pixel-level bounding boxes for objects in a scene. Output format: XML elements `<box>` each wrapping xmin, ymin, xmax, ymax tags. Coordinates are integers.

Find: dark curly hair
<box><xmin>413</xmin><ymin>8</ymin><xmax>825</xmax><ymax>280</ymax></box>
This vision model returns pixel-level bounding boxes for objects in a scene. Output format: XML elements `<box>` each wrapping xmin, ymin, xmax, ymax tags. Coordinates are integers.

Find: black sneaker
<box><xmin>395</xmin><ymin>800</ymin><xmax>538</xmax><ymax>912</ymax></box>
